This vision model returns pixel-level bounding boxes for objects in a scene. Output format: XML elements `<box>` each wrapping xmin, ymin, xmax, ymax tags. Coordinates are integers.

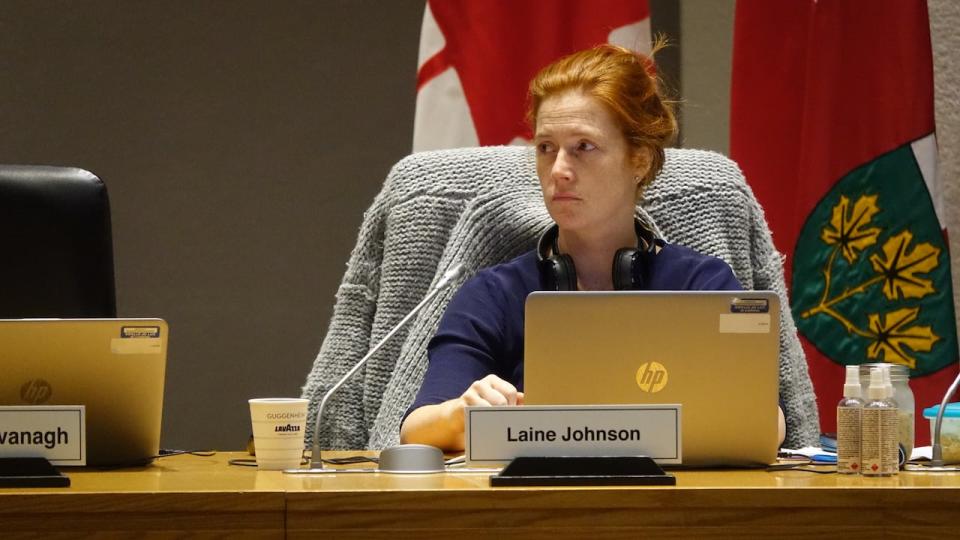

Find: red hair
<box><xmin>527</xmin><ymin>43</ymin><xmax>677</xmax><ymax>195</ymax></box>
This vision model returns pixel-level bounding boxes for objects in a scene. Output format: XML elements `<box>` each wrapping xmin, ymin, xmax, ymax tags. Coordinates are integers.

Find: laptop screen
<box><xmin>0</xmin><ymin>319</ymin><xmax>167</xmax><ymax>466</ymax></box>
<box><xmin>522</xmin><ymin>291</ymin><xmax>780</xmax><ymax>466</ymax></box>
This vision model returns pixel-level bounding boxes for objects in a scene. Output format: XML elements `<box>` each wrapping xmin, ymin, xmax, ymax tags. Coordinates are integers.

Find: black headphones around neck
<box><xmin>536</xmin><ymin>219</ymin><xmax>659</xmax><ymax>291</ymax></box>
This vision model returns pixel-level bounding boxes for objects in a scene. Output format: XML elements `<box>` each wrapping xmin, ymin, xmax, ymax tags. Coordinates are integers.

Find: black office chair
<box><xmin>0</xmin><ymin>165</ymin><xmax>117</xmax><ymax>318</ymax></box>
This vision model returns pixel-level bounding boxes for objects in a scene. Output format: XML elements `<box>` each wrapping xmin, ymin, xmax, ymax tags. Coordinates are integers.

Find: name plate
<box><xmin>0</xmin><ymin>406</ymin><xmax>86</xmax><ymax>466</ymax></box>
<box><xmin>465</xmin><ymin>404</ymin><xmax>681</xmax><ymax>466</ymax></box>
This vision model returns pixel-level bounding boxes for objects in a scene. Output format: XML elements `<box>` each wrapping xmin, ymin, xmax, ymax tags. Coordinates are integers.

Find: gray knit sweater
<box><xmin>301</xmin><ymin>146</ymin><xmax>820</xmax><ymax>450</ymax></box>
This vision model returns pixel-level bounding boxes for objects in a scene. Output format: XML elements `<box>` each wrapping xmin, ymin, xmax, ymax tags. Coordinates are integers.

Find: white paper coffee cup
<box><xmin>249</xmin><ymin>398</ymin><xmax>308</xmax><ymax>470</ymax></box>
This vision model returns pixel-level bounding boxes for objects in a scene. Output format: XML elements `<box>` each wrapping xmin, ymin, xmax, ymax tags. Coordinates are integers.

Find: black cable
<box><xmin>156</xmin><ymin>449</ymin><xmax>217</xmax><ymax>458</ymax></box>
<box><xmin>766</xmin><ymin>459</ymin><xmax>837</xmax><ymax>474</ymax></box>
<box><xmin>86</xmin><ymin>449</ymin><xmax>217</xmax><ymax>470</ymax></box>
<box><xmin>226</xmin><ymin>454</ymin><xmax>379</xmax><ymax>467</ymax></box>
<box><xmin>322</xmin><ymin>455</ymin><xmax>379</xmax><ymax>465</ymax></box>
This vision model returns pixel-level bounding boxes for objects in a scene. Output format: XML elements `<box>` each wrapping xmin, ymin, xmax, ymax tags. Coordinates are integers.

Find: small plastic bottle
<box><xmin>836</xmin><ymin>365</ymin><xmax>863</xmax><ymax>474</ymax></box>
<box><xmin>881</xmin><ymin>366</ymin><xmax>900</xmax><ymax>475</ymax></box>
<box><xmin>859</xmin><ymin>363</ymin><xmax>915</xmax><ymax>459</ymax></box>
<box><xmin>862</xmin><ymin>367</ymin><xmax>897</xmax><ymax>477</ymax></box>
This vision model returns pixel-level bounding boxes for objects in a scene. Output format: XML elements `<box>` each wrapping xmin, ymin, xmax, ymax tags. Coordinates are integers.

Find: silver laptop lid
<box><xmin>523</xmin><ymin>291</ymin><xmax>780</xmax><ymax>467</ymax></box>
<box><xmin>0</xmin><ymin>319</ymin><xmax>167</xmax><ymax>466</ymax></box>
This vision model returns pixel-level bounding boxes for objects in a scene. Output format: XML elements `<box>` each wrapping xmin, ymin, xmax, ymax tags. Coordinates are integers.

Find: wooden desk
<box><xmin>1</xmin><ymin>453</ymin><xmax>287</xmax><ymax>538</ymax></box>
<box><xmin>283</xmin><ymin>462</ymin><xmax>960</xmax><ymax>539</ymax></box>
<box><xmin>4</xmin><ymin>453</ymin><xmax>960</xmax><ymax>538</ymax></box>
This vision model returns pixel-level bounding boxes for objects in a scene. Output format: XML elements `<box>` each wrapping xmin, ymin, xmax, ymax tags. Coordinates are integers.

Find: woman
<box><xmin>400</xmin><ymin>44</ymin><xmax>786</xmax><ymax>450</ymax></box>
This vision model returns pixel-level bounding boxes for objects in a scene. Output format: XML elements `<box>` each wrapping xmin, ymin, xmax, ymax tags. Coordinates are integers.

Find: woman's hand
<box><xmin>461</xmin><ymin>374</ymin><xmax>525</xmax><ymax>408</ymax></box>
<box><xmin>400</xmin><ymin>375</ymin><xmax>523</xmax><ymax>451</ymax></box>
<box><xmin>778</xmin><ymin>406</ymin><xmax>786</xmax><ymax>447</ymax></box>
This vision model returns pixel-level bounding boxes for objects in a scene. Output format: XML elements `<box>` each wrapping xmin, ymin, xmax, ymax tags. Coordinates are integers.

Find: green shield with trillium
<box><xmin>792</xmin><ymin>143</ymin><xmax>957</xmax><ymax>376</ymax></box>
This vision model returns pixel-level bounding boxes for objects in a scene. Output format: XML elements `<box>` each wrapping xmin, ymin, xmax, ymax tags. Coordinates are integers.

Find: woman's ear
<box><xmin>632</xmin><ymin>146</ymin><xmax>653</xmax><ymax>183</ymax></box>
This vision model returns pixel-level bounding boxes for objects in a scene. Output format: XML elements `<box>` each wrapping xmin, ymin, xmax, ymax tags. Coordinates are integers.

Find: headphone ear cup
<box><xmin>554</xmin><ymin>253</ymin><xmax>578</xmax><ymax>291</ymax></box>
<box><xmin>538</xmin><ymin>255</ymin><xmax>578</xmax><ymax>291</ymax></box>
<box><xmin>538</xmin><ymin>257</ymin><xmax>558</xmax><ymax>291</ymax></box>
<box><xmin>612</xmin><ymin>248</ymin><xmax>638</xmax><ymax>290</ymax></box>
<box><xmin>537</xmin><ymin>224</ymin><xmax>579</xmax><ymax>291</ymax></box>
<box><xmin>540</xmin><ymin>253</ymin><xmax>577</xmax><ymax>291</ymax></box>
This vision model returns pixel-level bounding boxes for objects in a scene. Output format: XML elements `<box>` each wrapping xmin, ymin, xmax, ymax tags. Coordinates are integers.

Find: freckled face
<box><xmin>534</xmin><ymin>90</ymin><xmax>641</xmax><ymax>235</ymax></box>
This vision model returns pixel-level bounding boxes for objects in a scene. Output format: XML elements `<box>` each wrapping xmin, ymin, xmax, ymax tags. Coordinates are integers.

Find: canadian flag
<box><xmin>413</xmin><ymin>0</ymin><xmax>651</xmax><ymax>152</ymax></box>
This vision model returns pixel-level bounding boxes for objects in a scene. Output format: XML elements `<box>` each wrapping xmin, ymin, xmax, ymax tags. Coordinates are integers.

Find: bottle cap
<box><xmin>868</xmin><ymin>367</ymin><xmax>886</xmax><ymax>400</ymax></box>
<box><xmin>843</xmin><ymin>365</ymin><xmax>862</xmax><ymax>398</ymax></box>
<box><xmin>882</xmin><ymin>364</ymin><xmax>896</xmax><ymax>398</ymax></box>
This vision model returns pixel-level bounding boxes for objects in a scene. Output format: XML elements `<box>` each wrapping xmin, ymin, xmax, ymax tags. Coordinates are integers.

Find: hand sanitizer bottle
<box><xmin>862</xmin><ymin>367</ymin><xmax>896</xmax><ymax>477</ymax></box>
<box><xmin>881</xmin><ymin>365</ymin><xmax>900</xmax><ymax>475</ymax></box>
<box><xmin>837</xmin><ymin>365</ymin><xmax>863</xmax><ymax>474</ymax></box>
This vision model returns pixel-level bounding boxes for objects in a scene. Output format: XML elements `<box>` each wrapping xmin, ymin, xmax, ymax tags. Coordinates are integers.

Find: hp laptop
<box><xmin>0</xmin><ymin>319</ymin><xmax>167</xmax><ymax>466</ymax></box>
<box><xmin>523</xmin><ymin>291</ymin><xmax>780</xmax><ymax>467</ymax></box>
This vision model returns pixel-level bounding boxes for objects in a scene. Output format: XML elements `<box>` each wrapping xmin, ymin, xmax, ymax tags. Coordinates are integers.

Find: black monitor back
<box><xmin>0</xmin><ymin>165</ymin><xmax>117</xmax><ymax>318</ymax></box>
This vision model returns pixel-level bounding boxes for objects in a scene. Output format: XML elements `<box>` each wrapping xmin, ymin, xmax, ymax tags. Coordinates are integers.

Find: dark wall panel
<box><xmin>0</xmin><ymin>0</ymin><xmax>424</xmax><ymax>449</ymax></box>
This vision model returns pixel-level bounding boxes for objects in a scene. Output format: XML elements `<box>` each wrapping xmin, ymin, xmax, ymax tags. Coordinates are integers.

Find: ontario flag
<box><xmin>413</xmin><ymin>0</ymin><xmax>651</xmax><ymax>151</ymax></box>
<box><xmin>731</xmin><ymin>0</ymin><xmax>957</xmax><ymax>445</ymax></box>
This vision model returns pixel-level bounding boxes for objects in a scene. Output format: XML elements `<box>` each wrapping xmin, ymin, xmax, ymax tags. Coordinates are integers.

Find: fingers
<box><xmin>461</xmin><ymin>374</ymin><xmax>521</xmax><ymax>407</ymax></box>
<box><xmin>485</xmin><ymin>375</ymin><xmax>521</xmax><ymax>405</ymax></box>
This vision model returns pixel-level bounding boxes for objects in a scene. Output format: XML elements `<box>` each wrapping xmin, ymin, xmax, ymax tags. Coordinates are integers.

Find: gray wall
<box><xmin>2</xmin><ymin>1</ymin><xmax>957</xmax><ymax>451</ymax></box>
<box><xmin>677</xmin><ymin>0</ymin><xmax>734</xmax><ymax>153</ymax></box>
<box><xmin>1</xmin><ymin>1</ymin><xmax>424</xmax><ymax>450</ymax></box>
<box><xmin>930</xmin><ymin>0</ymin><xmax>960</xmax><ymax>339</ymax></box>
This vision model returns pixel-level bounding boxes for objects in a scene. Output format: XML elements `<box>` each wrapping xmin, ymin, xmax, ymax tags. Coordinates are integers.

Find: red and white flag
<box><xmin>413</xmin><ymin>0</ymin><xmax>651</xmax><ymax>151</ymax></box>
<box><xmin>731</xmin><ymin>0</ymin><xmax>957</xmax><ymax>444</ymax></box>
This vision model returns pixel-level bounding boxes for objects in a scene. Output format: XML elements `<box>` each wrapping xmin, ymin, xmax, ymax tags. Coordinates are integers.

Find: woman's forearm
<box><xmin>400</xmin><ymin>399</ymin><xmax>466</xmax><ymax>451</ymax></box>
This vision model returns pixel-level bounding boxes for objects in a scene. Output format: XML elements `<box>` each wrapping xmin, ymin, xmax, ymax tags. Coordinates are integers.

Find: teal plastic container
<box><xmin>923</xmin><ymin>403</ymin><xmax>960</xmax><ymax>463</ymax></box>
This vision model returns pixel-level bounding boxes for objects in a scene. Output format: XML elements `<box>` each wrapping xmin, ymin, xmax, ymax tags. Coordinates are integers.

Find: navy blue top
<box><xmin>408</xmin><ymin>244</ymin><xmax>743</xmax><ymax>415</ymax></box>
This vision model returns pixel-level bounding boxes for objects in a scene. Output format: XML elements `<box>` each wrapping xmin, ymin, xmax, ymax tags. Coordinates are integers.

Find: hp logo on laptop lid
<box><xmin>636</xmin><ymin>362</ymin><xmax>668</xmax><ymax>393</ymax></box>
<box><xmin>20</xmin><ymin>379</ymin><xmax>52</xmax><ymax>404</ymax></box>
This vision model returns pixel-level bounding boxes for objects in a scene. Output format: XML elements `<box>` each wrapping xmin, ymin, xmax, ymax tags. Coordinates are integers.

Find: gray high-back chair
<box><xmin>302</xmin><ymin>146</ymin><xmax>820</xmax><ymax>450</ymax></box>
<box><xmin>0</xmin><ymin>165</ymin><xmax>116</xmax><ymax>318</ymax></box>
